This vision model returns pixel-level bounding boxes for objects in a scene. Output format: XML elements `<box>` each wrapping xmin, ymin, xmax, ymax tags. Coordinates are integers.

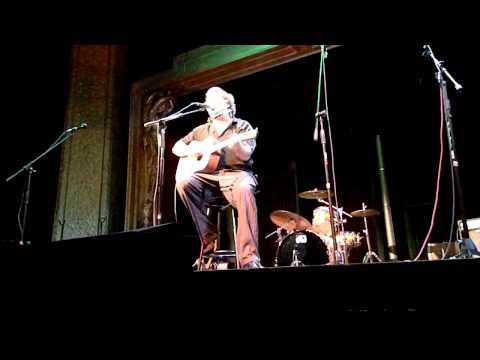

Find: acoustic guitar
<box><xmin>175</xmin><ymin>128</ymin><xmax>258</xmax><ymax>182</ymax></box>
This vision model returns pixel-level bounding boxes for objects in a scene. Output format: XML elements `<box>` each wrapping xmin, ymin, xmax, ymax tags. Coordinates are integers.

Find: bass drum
<box><xmin>276</xmin><ymin>231</ymin><xmax>329</xmax><ymax>266</ymax></box>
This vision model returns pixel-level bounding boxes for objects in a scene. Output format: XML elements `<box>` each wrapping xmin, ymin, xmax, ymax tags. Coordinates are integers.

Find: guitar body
<box><xmin>175</xmin><ymin>128</ymin><xmax>258</xmax><ymax>183</ymax></box>
<box><xmin>175</xmin><ymin>151</ymin><xmax>220</xmax><ymax>182</ymax></box>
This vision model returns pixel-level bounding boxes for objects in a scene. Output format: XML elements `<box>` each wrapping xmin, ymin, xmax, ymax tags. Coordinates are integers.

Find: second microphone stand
<box><xmin>144</xmin><ymin>106</ymin><xmax>205</xmax><ymax>225</ymax></box>
<box><xmin>423</xmin><ymin>45</ymin><xmax>478</xmax><ymax>258</ymax></box>
<box><xmin>5</xmin><ymin>123</ymin><xmax>87</xmax><ymax>245</ymax></box>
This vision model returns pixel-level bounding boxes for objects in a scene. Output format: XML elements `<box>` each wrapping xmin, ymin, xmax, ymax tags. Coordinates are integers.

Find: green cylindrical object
<box><xmin>376</xmin><ymin>135</ymin><xmax>398</xmax><ymax>260</ymax></box>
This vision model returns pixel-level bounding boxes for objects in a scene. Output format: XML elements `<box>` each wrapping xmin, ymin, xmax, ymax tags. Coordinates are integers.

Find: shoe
<box><xmin>192</xmin><ymin>257</ymin><xmax>214</xmax><ymax>271</ymax></box>
<box><xmin>192</xmin><ymin>258</ymin><xmax>200</xmax><ymax>270</ymax></box>
<box><xmin>192</xmin><ymin>239</ymin><xmax>218</xmax><ymax>271</ymax></box>
<box><xmin>202</xmin><ymin>241</ymin><xmax>217</xmax><ymax>255</ymax></box>
<box><xmin>242</xmin><ymin>260</ymin><xmax>263</xmax><ymax>269</ymax></box>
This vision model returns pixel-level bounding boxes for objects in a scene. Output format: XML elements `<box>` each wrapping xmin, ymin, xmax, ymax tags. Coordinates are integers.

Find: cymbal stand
<box><xmin>361</xmin><ymin>202</ymin><xmax>382</xmax><ymax>263</ymax></box>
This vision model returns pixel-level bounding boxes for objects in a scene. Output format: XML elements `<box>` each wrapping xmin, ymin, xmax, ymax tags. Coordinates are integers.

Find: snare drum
<box><xmin>321</xmin><ymin>231</ymin><xmax>362</xmax><ymax>248</ymax></box>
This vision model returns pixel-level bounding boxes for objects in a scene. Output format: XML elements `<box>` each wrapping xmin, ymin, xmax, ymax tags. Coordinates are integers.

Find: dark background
<box><xmin>2</xmin><ymin>41</ymin><xmax>478</xmax><ymax>264</ymax></box>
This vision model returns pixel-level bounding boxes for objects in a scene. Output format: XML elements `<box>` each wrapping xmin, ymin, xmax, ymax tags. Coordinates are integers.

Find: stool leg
<box><xmin>231</xmin><ymin>207</ymin><xmax>239</xmax><ymax>269</ymax></box>
<box><xmin>217</xmin><ymin>209</ymin><xmax>221</xmax><ymax>252</ymax></box>
<box><xmin>197</xmin><ymin>243</ymin><xmax>205</xmax><ymax>271</ymax></box>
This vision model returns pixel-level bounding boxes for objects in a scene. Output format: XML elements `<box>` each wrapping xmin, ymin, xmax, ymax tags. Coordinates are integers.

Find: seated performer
<box><xmin>173</xmin><ymin>86</ymin><xmax>262</xmax><ymax>269</ymax></box>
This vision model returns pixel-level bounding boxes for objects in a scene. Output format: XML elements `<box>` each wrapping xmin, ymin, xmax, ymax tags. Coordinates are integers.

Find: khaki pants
<box><xmin>176</xmin><ymin>170</ymin><xmax>260</xmax><ymax>267</ymax></box>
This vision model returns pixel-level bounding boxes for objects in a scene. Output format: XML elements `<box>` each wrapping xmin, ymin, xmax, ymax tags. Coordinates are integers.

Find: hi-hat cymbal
<box><xmin>270</xmin><ymin>210</ymin><xmax>312</xmax><ymax>231</ymax></box>
<box><xmin>298</xmin><ymin>189</ymin><xmax>328</xmax><ymax>200</ymax></box>
<box><xmin>351</xmin><ymin>209</ymin><xmax>380</xmax><ymax>217</ymax></box>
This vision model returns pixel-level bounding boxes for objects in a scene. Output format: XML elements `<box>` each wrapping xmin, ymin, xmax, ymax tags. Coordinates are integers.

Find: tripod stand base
<box><xmin>362</xmin><ymin>251</ymin><xmax>382</xmax><ymax>263</ymax></box>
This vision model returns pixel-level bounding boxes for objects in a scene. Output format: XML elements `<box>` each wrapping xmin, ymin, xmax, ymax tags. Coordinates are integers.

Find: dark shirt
<box><xmin>181</xmin><ymin>117</ymin><xmax>256</xmax><ymax>172</ymax></box>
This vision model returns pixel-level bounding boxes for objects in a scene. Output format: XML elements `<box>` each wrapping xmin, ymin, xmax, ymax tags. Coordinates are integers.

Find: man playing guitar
<box><xmin>173</xmin><ymin>87</ymin><xmax>262</xmax><ymax>269</ymax></box>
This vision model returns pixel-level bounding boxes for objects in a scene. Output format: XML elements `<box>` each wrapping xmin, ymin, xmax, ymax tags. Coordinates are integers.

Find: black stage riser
<box><xmin>1</xmin><ymin>225</ymin><xmax>477</xmax><ymax>311</ymax></box>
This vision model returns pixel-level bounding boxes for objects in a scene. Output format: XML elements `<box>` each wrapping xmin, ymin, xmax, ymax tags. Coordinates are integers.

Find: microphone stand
<box><xmin>423</xmin><ymin>45</ymin><xmax>478</xmax><ymax>258</ymax></box>
<box><xmin>314</xmin><ymin>45</ymin><xmax>338</xmax><ymax>263</ymax></box>
<box><xmin>317</xmin><ymin>111</ymin><xmax>338</xmax><ymax>263</ymax></box>
<box><xmin>144</xmin><ymin>106</ymin><xmax>205</xmax><ymax>225</ymax></box>
<box><xmin>5</xmin><ymin>123</ymin><xmax>87</xmax><ymax>246</ymax></box>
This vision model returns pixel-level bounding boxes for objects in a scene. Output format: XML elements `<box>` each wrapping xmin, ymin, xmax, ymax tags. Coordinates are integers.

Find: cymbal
<box><xmin>298</xmin><ymin>189</ymin><xmax>328</xmax><ymax>200</ymax></box>
<box><xmin>351</xmin><ymin>209</ymin><xmax>380</xmax><ymax>217</ymax></box>
<box><xmin>270</xmin><ymin>210</ymin><xmax>312</xmax><ymax>231</ymax></box>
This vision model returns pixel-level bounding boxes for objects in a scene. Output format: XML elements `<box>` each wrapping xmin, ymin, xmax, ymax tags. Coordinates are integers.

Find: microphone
<box><xmin>192</xmin><ymin>102</ymin><xmax>213</xmax><ymax>110</ymax></box>
<box><xmin>66</xmin><ymin>123</ymin><xmax>88</xmax><ymax>132</ymax></box>
<box><xmin>422</xmin><ymin>45</ymin><xmax>431</xmax><ymax>57</ymax></box>
<box><xmin>313</xmin><ymin>110</ymin><xmax>326</xmax><ymax>142</ymax></box>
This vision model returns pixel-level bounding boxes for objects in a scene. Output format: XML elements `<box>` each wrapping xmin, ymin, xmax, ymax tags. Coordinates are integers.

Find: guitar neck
<box><xmin>209</xmin><ymin>138</ymin><xmax>235</xmax><ymax>154</ymax></box>
<box><xmin>208</xmin><ymin>129</ymin><xmax>257</xmax><ymax>154</ymax></box>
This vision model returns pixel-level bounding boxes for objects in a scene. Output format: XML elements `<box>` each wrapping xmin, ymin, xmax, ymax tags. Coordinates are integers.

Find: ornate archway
<box><xmin>124</xmin><ymin>45</ymin><xmax>339</xmax><ymax>230</ymax></box>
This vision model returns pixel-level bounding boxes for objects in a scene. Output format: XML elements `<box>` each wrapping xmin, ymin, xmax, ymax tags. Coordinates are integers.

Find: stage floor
<box><xmin>1</xmin><ymin>226</ymin><xmax>478</xmax><ymax>311</ymax></box>
<box><xmin>192</xmin><ymin>258</ymin><xmax>479</xmax><ymax>311</ymax></box>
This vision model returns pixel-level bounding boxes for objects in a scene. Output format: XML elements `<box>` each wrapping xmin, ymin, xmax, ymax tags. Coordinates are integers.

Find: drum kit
<box><xmin>268</xmin><ymin>189</ymin><xmax>382</xmax><ymax>266</ymax></box>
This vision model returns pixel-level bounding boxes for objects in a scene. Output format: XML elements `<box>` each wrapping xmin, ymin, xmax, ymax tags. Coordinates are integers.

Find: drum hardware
<box><xmin>298</xmin><ymin>189</ymin><xmax>328</xmax><ymax>200</ymax></box>
<box><xmin>351</xmin><ymin>208</ymin><xmax>380</xmax><ymax>218</ymax></box>
<box><xmin>269</xmin><ymin>210</ymin><xmax>312</xmax><ymax>232</ymax></box>
<box><xmin>316</xmin><ymin>199</ymin><xmax>352</xmax><ymax>233</ymax></box>
<box><xmin>309</xmin><ymin>198</ymin><xmax>353</xmax><ymax>217</ymax></box>
<box><xmin>267</xmin><ymin>227</ymin><xmax>287</xmax><ymax>267</ymax></box>
<box><xmin>320</xmin><ymin>231</ymin><xmax>362</xmax><ymax>265</ymax></box>
<box><xmin>298</xmin><ymin>191</ymin><xmax>353</xmax><ymax>259</ymax></box>
<box><xmin>353</xmin><ymin>202</ymin><xmax>382</xmax><ymax>263</ymax></box>
<box><xmin>269</xmin><ymin>206</ymin><xmax>367</xmax><ymax>267</ymax></box>
<box><xmin>269</xmin><ymin>210</ymin><xmax>329</xmax><ymax>266</ymax></box>
<box><xmin>291</xmin><ymin>244</ymin><xmax>303</xmax><ymax>267</ymax></box>
<box><xmin>265</xmin><ymin>227</ymin><xmax>284</xmax><ymax>241</ymax></box>
<box><xmin>311</xmin><ymin>205</ymin><xmax>347</xmax><ymax>237</ymax></box>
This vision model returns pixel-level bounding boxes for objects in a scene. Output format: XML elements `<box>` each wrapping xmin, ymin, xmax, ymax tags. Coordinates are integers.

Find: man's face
<box><xmin>205</xmin><ymin>92</ymin><xmax>230</xmax><ymax>121</ymax></box>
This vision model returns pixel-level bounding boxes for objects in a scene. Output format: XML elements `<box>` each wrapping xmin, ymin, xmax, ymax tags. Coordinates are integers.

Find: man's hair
<box><xmin>206</xmin><ymin>87</ymin><xmax>236</xmax><ymax>115</ymax></box>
